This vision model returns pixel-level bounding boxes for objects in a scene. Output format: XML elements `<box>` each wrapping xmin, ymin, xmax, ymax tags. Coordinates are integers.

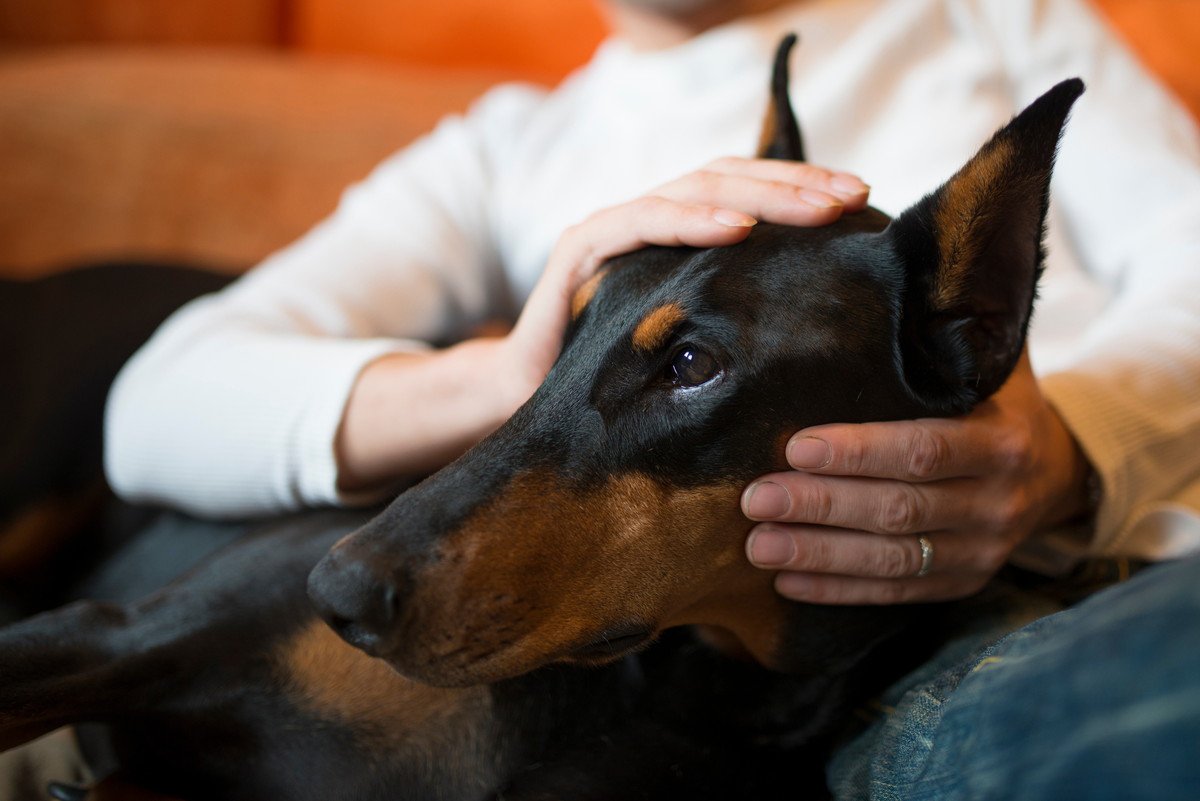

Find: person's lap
<box><xmin>828</xmin><ymin>554</ymin><xmax>1200</xmax><ymax>801</ymax></box>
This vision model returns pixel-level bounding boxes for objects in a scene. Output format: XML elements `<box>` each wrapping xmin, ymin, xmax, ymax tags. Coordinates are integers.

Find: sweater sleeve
<box><xmin>105</xmin><ymin>85</ymin><xmax>543</xmax><ymax>518</ymax></box>
<box><xmin>985</xmin><ymin>0</ymin><xmax>1200</xmax><ymax>557</ymax></box>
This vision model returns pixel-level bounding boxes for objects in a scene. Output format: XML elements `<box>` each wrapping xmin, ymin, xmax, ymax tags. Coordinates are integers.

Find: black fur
<box><xmin>0</xmin><ymin>41</ymin><xmax>1084</xmax><ymax>800</ymax></box>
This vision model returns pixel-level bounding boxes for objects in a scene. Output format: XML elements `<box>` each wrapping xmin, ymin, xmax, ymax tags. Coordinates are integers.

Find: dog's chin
<box><xmin>556</xmin><ymin>628</ymin><xmax>658</xmax><ymax>666</ymax></box>
<box><xmin>377</xmin><ymin>653</ymin><xmax>521</xmax><ymax>688</ymax></box>
<box><xmin>376</xmin><ymin>644</ymin><xmax>572</xmax><ymax>688</ymax></box>
<box><xmin>375</xmin><ymin>627</ymin><xmax>659</xmax><ymax>687</ymax></box>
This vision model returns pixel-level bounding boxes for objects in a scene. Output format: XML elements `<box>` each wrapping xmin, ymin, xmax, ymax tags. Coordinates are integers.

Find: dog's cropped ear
<box><xmin>888</xmin><ymin>78</ymin><xmax>1084</xmax><ymax>413</ymax></box>
<box><xmin>757</xmin><ymin>33</ymin><xmax>805</xmax><ymax>161</ymax></box>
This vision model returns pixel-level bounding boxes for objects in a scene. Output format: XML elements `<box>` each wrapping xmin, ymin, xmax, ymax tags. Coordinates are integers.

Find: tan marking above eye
<box><xmin>570</xmin><ymin>270</ymin><xmax>607</xmax><ymax>319</ymax></box>
<box><xmin>632</xmin><ymin>302</ymin><xmax>686</xmax><ymax>352</ymax></box>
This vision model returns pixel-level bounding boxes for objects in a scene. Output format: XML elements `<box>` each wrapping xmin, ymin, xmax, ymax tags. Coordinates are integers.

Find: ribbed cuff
<box><xmin>289</xmin><ymin>337</ymin><xmax>430</xmax><ymax>509</ymax></box>
<box><xmin>1040</xmin><ymin>368</ymin><xmax>1154</xmax><ymax>556</ymax></box>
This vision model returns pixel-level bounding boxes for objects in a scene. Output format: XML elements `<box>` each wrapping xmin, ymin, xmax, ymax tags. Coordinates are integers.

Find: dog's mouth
<box><xmin>365</xmin><ymin>624</ymin><xmax>659</xmax><ymax>687</ymax></box>
<box><xmin>562</xmin><ymin>625</ymin><xmax>657</xmax><ymax>663</ymax></box>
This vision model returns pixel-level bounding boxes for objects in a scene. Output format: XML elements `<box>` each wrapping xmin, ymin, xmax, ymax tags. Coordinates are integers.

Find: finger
<box><xmin>653</xmin><ymin>170</ymin><xmax>847</xmax><ymax>227</ymax></box>
<box><xmin>514</xmin><ymin>198</ymin><xmax>756</xmax><ymax>346</ymax></box>
<box><xmin>742</xmin><ymin>472</ymin><xmax>984</xmax><ymax>535</ymax></box>
<box><xmin>784</xmin><ymin>415</ymin><xmax>1025</xmax><ymax>482</ymax></box>
<box><xmin>552</xmin><ymin>196</ymin><xmax>757</xmax><ymax>283</ymax></box>
<box><xmin>747</xmin><ymin>525</ymin><xmax>1011</xmax><ymax>577</ymax></box>
<box><xmin>746</xmin><ymin>525</ymin><xmax>926</xmax><ymax>578</ymax></box>
<box><xmin>773</xmin><ymin>571</ymin><xmax>988</xmax><ymax>605</ymax></box>
<box><xmin>701</xmin><ymin>156</ymin><xmax>871</xmax><ymax>209</ymax></box>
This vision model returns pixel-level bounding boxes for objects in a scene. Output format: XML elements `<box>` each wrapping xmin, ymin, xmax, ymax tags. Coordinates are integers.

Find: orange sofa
<box><xmin>0</xmin><ymin>0</ymin><xmax>1196</xmax><ymax>279</ymax></box>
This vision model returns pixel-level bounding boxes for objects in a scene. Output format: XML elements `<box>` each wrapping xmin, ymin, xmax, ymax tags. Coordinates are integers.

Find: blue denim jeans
<box><xmin>828</xmin><ymin>555</ymin><xmax>1200</xmax><ymax>800</ymax></box>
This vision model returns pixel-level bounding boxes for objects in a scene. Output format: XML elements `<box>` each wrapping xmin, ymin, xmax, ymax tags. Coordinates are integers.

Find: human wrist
<box><xmin>335</xmin><ymin>338</ymin><xmax>526</xmax><ymax>493</ymax></box>
<box><xmin>449</xmin><ymin>336</ymin><xmax>535</xmax><ymax>430</ymax></box>
<box><xmin>1038</xmin><ymin>408</ymin><xmax>1096</xmax><ymax>530</ymax></box>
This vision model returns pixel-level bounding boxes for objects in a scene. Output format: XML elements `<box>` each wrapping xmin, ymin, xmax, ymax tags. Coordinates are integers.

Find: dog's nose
<box><xmin>307</xmin><ymin>548</ymin><xmax>405</xmax><ymax>653</ymax></box>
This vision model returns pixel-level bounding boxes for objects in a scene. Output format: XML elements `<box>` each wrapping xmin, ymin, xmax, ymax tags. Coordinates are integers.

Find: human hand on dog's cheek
<box><xmin>740</xmin><ymin>351</ymin><xmax>1093</xmax><ymax>604</ymax></box>
<box><xmin>503</xmin><ymin>158</ymin><xmax>871</xmax><ymax>408</ymax></box>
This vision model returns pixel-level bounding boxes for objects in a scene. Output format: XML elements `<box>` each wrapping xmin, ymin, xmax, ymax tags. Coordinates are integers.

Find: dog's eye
<box><xmin>667</xmin><ymin>346</ymin><xmax>718</xmax><ymax>388</ymax></box>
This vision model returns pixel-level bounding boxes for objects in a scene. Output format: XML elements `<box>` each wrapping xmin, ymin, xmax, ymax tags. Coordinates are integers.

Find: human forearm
<box><xmin>104</xmin><ymin>302</ymin><xmax>417</xmax><ymax>516</ymax></box>
<box><xmin>335</xmin><ymin>337</ymin><xmax>532</xmax><ymax>493</ymax></box>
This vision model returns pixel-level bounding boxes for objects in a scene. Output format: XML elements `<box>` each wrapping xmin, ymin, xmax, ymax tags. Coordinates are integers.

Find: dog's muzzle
<box><xmin>307</xmin><ymin>546</ymin><xmax>408</xmax><ymax>656</ymax></box>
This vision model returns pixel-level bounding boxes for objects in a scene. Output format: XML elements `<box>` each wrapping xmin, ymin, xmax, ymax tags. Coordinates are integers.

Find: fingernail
<box><xmin>799</xmin><ymin>190</ymin><xmax>842</xmax><ymax>209</ymax></box>
<box><xmin>831</xmin><ymin>175</ymin><xmax>870</xmax><ymax>195</ymax></box>
<box><xmin>713</xmin><ymin>209</ymin><xmax>757</xmax><ymax>227</ymax></box>
<box><xmin>788</xmin><ymin>436</ymin><xmax>831</xmax><ymax>469</ymax></box>
<box><xmin>744</xmin><ymin>481</ymin><xmax>791</xmax><ymax>519</ymax></box>
<box><xmin>776</xmin><ymin>572</ymin><xmax>812</xmax><ymax>597</ymax></box>
<box><xmin>748</xmin><ymin>529</ymin><xmax>795</xmax><ymax>567</ymax></box>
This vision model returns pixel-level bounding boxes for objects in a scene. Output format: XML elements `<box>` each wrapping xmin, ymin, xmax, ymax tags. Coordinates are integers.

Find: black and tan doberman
<box><xmin>0</xmin><ymin>37</ymin><xmax>1084</xmax><ymax>801</ymax></box>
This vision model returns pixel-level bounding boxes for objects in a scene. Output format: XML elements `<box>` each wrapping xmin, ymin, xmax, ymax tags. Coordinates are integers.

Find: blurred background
<box><xmin>0</xmin><ymin>0</ymin><xmax>612</xmax><ymax>276</ymax></box>
<box><xmin>0</xmin><ymin>0</ymin><xmax>1197</xmax><ymax>614</ymax></box>
<box><xmin>0</xmin><ymin>0</ymin><xmax>1197</xmax><ymax>276</ymax></box>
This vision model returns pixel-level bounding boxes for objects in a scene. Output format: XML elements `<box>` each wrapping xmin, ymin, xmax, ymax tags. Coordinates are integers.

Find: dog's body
<box><xmin>6</xmin><ymin>508</ymin><xmax>931</xmax><ymax>801</ymax></box>
<box><xmin>0</xmin><ymin>38</ymin><xmax>1084</xmax><ymax>800</ymax></box>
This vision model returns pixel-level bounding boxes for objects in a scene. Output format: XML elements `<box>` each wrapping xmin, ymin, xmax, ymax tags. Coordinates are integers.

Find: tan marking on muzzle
<box><xmin>397</xmin><ymin>469</ymin><xmax>789</xmax><ymax>682</ymax></box>
<box><xmin>277</xmin><ymin>620</ymin><xmax>492</xmax><ymax>745</ymax></box>
<box><xmin>631</xmin><ymin>303</ymin><xmax>686</xmax><ymax>352</ymax></box>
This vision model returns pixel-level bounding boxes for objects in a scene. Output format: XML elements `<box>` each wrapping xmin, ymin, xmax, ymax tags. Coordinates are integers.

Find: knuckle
<box><xmin>690</xmin><ymin>170</ymin><xmax>724</xmax><ymax>194</ymax></box>
<box><xmin>996</xmin><ymin>427</ymin><xmax>1034</xmax><ymax>473</ymax></box>
<box><xmin>875</xmin><ymin>542</ymin><xmax>916</xmax><ymax>578</ymax></box>
<box><xmin>991</xmin><ymin>491</ymin><xmax>1030</xmax><ymax>531</ymax></box>
<box><xmin>795</xmin><ymin>536</ymin><xmax>835</xmax><ymax>572</ymax></box>
<box><xmin>839</xmin><ymin>436</ymin><xmax>869</xmax><ymax>473</ymax></box>
<box><xmin>560</xmin><ymin>219</ymin><xmax>589</xmax><ymax>244</ymax></box>
<box><xmin>799</xmin><ymin>483</ymin><xmax>835</xmax><ymax>523</ymax></box>
<box><xmin>706</xmin><ymin>155</ymin><xmax>742</xmax><ymax>171</ymax></box>
<box><xmin>905</xmin><ymin>428</ymin><xmax>950</xmax><ymax>480</ymax></box>
<box><xmin>878</xmin><ymin>581</ymin><xmax>910</xmax><ymax>605</ymax></box>
<box><xmin>781</xmin><ymin>180</ymin><xmax>816</xmax><ymax>201</ymax></box>
<box><xmin>578</xmin><ymin>248</ymin><xmax>604</xmax><ymax>275</ymax></box>
<box><xmin>794</xmin><ymin>163</ymin><xmax>833</xmax><ymax>183</ymax></box>
<box><xmin>633</xmin><ymin>195</ymin><xmax>670</xmax><ymax>216</ymax></box>
<box><xmin>878</xmin><ymin>486</ymin><xmax>924</xmax><ymax>534</ymax></box>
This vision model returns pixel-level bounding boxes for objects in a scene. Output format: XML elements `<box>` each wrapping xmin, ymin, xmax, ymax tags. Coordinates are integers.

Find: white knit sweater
<box><xmin>105</xmin><ymin>0</ymin><xmax>1200</xmax><ymax>565</ymax></box>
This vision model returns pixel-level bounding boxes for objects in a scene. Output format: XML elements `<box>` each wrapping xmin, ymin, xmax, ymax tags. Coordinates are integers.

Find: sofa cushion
<box><xmin>0</xmin><ymin>48</ymin><xmax>504</xmax><ymax>277</ymax></box>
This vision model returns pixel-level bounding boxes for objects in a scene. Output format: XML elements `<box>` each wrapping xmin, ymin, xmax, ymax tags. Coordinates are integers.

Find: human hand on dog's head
<box><xmin>743</xmin><ymin>348</ymin><xmax>1094</xmax><ymax>605</ymax></box>
<box><xmin>499</xmin><ymin>156</ymin><xmax>870</xmax><ymax>410</ymax></box>
<box><xmin>335</xmin><ymin>157</ymin><xmax>868</xmax><ymax>495</ymax></box>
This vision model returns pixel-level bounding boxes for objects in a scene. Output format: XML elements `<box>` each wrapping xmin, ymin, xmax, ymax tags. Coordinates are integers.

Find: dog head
<box><xmin>309</xmin><ymin>36</ymin><xmax>1083</xmax><ymax>686</ymax></box>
